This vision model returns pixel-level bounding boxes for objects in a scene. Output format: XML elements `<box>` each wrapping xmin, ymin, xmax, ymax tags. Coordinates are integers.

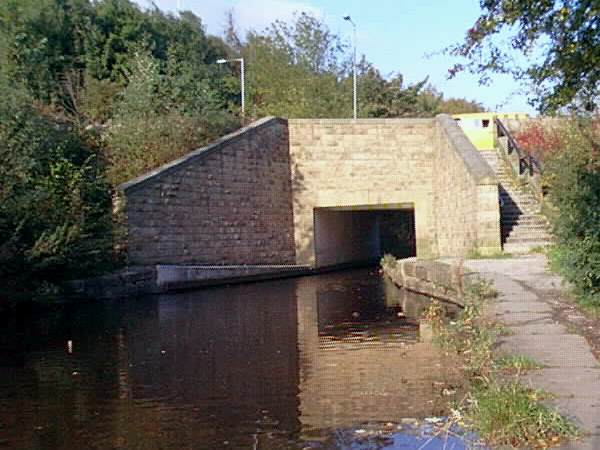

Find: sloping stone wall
<box><xmin>118</xmin><ymin>117</ymin><xmax>296</xmax><ymax>265</ymax></box>
<box><xmin>434</xmin><ymin>115</ymin><xmax>501</xmax><ymax>256</ymax></box>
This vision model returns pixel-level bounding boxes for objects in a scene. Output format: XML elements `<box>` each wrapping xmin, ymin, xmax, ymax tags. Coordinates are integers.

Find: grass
<box><xmin>528</xmin><ymin>245</ymin><xmax>548</xmax><ymax>255</ymax></box>
<box><xmin>466</xmin><ymin>249</ymin><xmax>513</xmax><ymax>259</ymax></box>
<box><xmin>420</xmin><ymin>275</ymin><xmax>579</xmax><ymax>448</ymax></box>
<box><xmin>493</xmin><ymin>323</ymin><xmax>515</xmax><ymax>337</ymax></box>
<box><xmin>465</xmin><ymin>380</ymin><xmax>578</xmax><ymax>448</ymax></box>
<box><xmin>495</xmin><ymin>354</ymin><xmax>546</xmax><ymax>373</ymax></box>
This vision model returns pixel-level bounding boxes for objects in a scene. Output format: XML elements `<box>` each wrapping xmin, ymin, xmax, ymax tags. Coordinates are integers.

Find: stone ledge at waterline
<box><xmin>381</xmin><ymin>257</ymin><xmax>474</xmax><ymax>306</ymax></box>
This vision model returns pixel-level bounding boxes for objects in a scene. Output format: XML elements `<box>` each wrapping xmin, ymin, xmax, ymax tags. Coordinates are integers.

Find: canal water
<box><xmin>0</xmin><ymin>268</ymin><xmax>481</xmax><ymax>450</ymax></box>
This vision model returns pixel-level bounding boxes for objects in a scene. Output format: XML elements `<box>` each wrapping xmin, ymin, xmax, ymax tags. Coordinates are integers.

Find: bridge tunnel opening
<box><xmin>313</xmin><ymin>205</ymin><xmax>416</xmax><ymax>268</ymax></box>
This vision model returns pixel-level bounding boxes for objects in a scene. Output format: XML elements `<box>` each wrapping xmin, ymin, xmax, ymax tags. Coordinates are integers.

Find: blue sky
<box><xmin>136</xmin><ymin>0</ymin><xmax>537</xmax><ymax>114</ymax></box>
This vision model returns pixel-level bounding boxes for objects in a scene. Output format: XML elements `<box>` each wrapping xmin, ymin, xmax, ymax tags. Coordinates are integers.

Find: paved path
<box><xmin>463</xmin><ymin>255</ymin><xmax>600</xmax><ymax>450</ymax></box>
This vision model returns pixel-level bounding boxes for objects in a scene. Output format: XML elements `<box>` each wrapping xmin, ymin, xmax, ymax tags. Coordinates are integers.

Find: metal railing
<box><xmin>495</xmin><ymin>118</ymin><xmax>543</xmax><ymax>176</ymax></box>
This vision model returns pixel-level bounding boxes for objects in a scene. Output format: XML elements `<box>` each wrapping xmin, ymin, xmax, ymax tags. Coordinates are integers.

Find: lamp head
<box><xmin>343</xmin><ymin>15</ymin><xmax>356</xmax><ymax>26</ymax></box>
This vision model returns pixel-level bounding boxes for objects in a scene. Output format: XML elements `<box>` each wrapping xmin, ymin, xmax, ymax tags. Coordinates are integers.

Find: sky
<box><xmin>135</xmin><ymin>0</ymin><xmax>537</xmax><ymax>114</ymax></box>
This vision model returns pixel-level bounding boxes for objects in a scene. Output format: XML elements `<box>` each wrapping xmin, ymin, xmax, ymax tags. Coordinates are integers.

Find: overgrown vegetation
<box><xmin>421</xmin><ymin>274</ymin><xmax>578</xmax><ymax>448</ymax></box>
<box><xmin>465</xmin><ymin>380</ymin><xmax>577</xmax><ymax>448</ymax></box>
<box><xmin>495</xmin><ymin>354</ymin><xmax>545</xmax><ymax>373</ymax></box>
<box><xmin>0</xmin><ymin>77</ymin><xmax>115</xmax><ymax>305</ymax></box>
<box><xmin>537</xmin><ymin>119</ymin><xmax>600</xmax><ymax>310</ymax></box>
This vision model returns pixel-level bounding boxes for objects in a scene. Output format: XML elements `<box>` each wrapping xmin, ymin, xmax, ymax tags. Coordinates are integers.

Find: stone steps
<box><xmin>480</xmin><ymin>149</ymin><xmax>552</xmax><ymax>253</ymax></box>
<box><xmin>502</xmin><ymin>217</ymin><xmax>550</xmax><ymax>227</ymax></box>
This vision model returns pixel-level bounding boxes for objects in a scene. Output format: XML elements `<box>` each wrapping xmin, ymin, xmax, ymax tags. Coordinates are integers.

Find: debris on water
<box><xmin>354</xmin><ymin>429</ymin><xmax>366</xmax><ymax>434</ymax></box>
<box><xmin>424</xmin><ymin>416</ymin><xmax>443</xmax><ymax>424</ymax></box>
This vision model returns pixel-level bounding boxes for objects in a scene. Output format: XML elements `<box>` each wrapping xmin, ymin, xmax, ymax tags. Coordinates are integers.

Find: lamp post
<box><xmin>343</xmin><ymin>15</ymin><xmax>357</xmax><ymax>119</ymax></box>
<box><xmin>216</xmin><ymin>58</ymin><xmax>245</xmax><ymax>120</ymax></box>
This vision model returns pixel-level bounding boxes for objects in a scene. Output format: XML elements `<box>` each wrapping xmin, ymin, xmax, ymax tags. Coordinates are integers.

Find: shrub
<box><xmin>104</xmin><ymin>49</ymin><xmax>239</xmax><ymax>185</ymax></box>
<box><xmin>544</xmin><ymin>119</ymin><xmax>600</xmax><ymax>307</ymax></box>
<box><xmin>514</xmin><ymin>121</ymin><xmax>562</xmax><ymax>163</ymax></box>
<box><xmin>0</xmin><ymin>78</ymin><xmax>114</xmax><ymax>303</ymax></box>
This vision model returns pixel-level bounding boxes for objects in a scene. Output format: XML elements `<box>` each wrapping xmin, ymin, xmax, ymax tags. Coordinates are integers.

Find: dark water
<box><xmin>0</xmin><ymin>268</ymin><xmax>478</xmax><ymax>450</ymax></box>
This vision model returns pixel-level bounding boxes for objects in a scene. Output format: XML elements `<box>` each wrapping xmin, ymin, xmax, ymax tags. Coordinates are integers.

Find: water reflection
<box><xmin>0</xmin><ymin>268</ymin><xmax>465</xmax><ymax>450</ymax></box>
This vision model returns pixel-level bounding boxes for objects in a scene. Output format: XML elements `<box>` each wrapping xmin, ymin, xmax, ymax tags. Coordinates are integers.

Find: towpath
<box><xmin>463</xmin><ymin>255</ymin><xmax>600</xmax><ymax>450</ymax></box>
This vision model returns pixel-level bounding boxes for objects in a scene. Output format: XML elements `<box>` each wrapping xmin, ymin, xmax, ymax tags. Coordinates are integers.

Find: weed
<box><xmin>493</xmin><ymin>323</ymin><xmax>514</xmax><ymax>337</ymax></box>
<box><xmin>380</xmin><ymin>253</ymin><xmax>398</xmax><ymax>271</ymax></box>
<box><xmin>465</xmin><ymin>380</ymin><xmax>579</xmax><ymax>448</ymax></box>
<box><xmin>495</xmin><ymin>354</ymin><xmax>545</xmax><ymax>373</ymax></box>
<box><xmin>466</xmin><ymin>249</ymin><xmax>513</xmax><ymax>259</ymax></box>
<box><xmin>422</xmin><ymin>270</ymin><xmax>579</xmax><ymax>448</ymax></box>
<box><xmin>528</xmin><ymin>245</ymin><xmax>548</xmax><ymax>255</ymax></box>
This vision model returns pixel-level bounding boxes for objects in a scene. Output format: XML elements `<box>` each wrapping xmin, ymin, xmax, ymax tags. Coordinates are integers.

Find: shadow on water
<box><xmin>0</xmin><ymin>267</ymin><xmax>483</xmax><ymax>449</ymax></box>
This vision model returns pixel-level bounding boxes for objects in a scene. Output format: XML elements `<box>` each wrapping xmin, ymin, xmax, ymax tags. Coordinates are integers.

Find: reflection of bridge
<box><xmin>7</xmin><ymin>271</ymin><xmax>463</xmax><ymax>448</ymax></box>
<box><xmin>119</xmin><ymin>115</ymin><xmax>501</xmax><ymax>270</ymax></box>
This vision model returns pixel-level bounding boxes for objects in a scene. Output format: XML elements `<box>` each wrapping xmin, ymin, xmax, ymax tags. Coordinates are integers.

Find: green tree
<box><xmin>241</xmin><ymin>12</ymin><xmax>351</xmax><ymax>118</ymax></box>
<box><xmin>448</xmin><ymin>0</ymin><xmax>599</xmax><ymax>113</ymax></box>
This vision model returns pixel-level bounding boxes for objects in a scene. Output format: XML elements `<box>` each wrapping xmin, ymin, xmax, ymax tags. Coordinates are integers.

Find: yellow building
<box><xmin>452</xmin><ymin>112</ymin><xmax>530</xmax><ymax>150</ymax></box>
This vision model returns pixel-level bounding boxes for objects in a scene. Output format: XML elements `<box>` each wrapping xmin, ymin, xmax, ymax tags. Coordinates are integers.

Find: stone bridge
<box><xmin>118</xmin><ymin>115</ymin><xmax>501</xmax><ymax>270</ymax></box>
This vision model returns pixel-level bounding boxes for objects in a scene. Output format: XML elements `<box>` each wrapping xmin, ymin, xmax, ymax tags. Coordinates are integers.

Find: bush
<box><xmin>0</xmin><ymin>79</ymin><xmax>115</xmax><ymax>303</ymax></box>
<box><xmin>544</xmin><ymin>119</ymin><xmax>600</xmax><ymax>307</ymax></box>
<box><xmin>104</xmin><ymin>49</ymin><xmax>239</xmax><ymax>185</ymax></box>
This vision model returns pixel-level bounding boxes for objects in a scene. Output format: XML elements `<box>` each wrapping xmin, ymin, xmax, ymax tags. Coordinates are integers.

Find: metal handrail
<box><xmin>495</xmin><ymin>118</ymin><xmax>543</xmax><ymax>176</ymax></box>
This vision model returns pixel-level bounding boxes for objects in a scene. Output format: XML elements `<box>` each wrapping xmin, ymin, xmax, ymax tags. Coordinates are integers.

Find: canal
<box><xmin>0</xmin><ymin>268</ymin><xmax>480</xmax><ymax>449</ymax></box>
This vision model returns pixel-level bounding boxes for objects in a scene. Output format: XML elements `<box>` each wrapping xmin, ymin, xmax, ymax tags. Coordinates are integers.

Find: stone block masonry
<box><xmin>288</xmin><ymin>116</ymin><xmax>501</xmax><ymax>266</ymax></box>
<box><xmin>118</xmin><ymin>114</ymin><xmax>502</xmax><ymax>270</ymax></box>
<box><xmin>118</xmin><ymin>117</ymin><xmax>296</xmax><ymax>265</ymax></box>
<box><xmin>434</xmin><ymin>115</ymin><xmax>501</xmax><ymax>256</ymax></box>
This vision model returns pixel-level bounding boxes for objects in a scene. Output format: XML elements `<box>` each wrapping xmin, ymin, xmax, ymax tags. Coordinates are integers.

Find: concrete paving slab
<box><xmin>491</xmin><ymin>311</ymin><xmax>554</xmax><ymax>325</ymax></box>
<box><xmin>508</xmin><ymin>322</ymin><xmax>570</xmax><ymax>335</ymax></box>
<box><xmin>494</xmin><ymin>301</ymin><xmax>553</xmax><ymax>313</ymax></box>
<box><xmin>498</xmin><ymin>334</ymin><xmax>599</xmax><ymax>368</ymax></box>
<box><xmin>523</xmin><ymin>368</ymin><xmax>600</xmax><ymax>398</ymax></box>
<box><xmin>558</xmin><ymin>434</ymin><xmax>600</xmax><ymax>450</ymax></box>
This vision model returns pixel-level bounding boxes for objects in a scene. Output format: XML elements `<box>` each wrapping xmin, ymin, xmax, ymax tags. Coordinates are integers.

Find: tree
<box><xmin>448</xmin><ymin>0</ymin><xmax>599</xmax><ymax>113</ymax></box>
<box><xmin>242</xmin><ymin>12</ymin><xmax>351</xmax><ymax>118</ymax></box>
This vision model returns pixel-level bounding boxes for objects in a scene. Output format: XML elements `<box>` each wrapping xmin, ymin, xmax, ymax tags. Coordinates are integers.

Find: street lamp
<box><xmin>343</xmin><ymin>15</ymin><xmax>357</xmax><ymax>119</ymax></box>
<box><xmin>216</xmin><ymin>58</ymin><xmax>245</xmax><ymax>120</ymax></box>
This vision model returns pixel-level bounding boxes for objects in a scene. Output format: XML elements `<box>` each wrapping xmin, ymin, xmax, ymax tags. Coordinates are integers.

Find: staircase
<box><xmin>480</xmin><ymin>150</ymin><xmax>553</xmax><ymax>253</ymax></box>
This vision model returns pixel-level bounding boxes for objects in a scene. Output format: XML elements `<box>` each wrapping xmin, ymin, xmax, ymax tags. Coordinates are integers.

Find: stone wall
<box><xmin>288</xmin><ymin>119</ymin><xmax>439</xmax><ymax>265</ymax></box>
<box><xmin>434</xmin><ymin>115</ymin><xmax>501</xmax><ymax>256</ymax></box>
<box><xmin>288</xmin><ymin>117</ymin><xmax>501</xmax><ymax>266</ymax></box>
<box><xmin>118</xmin><ymin>115</ymin><xmax>501</xmax><ymax>269</ymax></box>
<box><xmin>381</xmin><ymin>257</ymin><xmax>467</xmax><ymax>305</ymax></box>
<box><xmin>118</xmin><ymin>117</ymin><xmax>296</xmax><ymax>265</ymax></box>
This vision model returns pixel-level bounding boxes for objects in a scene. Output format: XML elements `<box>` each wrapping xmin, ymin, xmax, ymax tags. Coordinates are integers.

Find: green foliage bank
<box><xmin>544</xmin><ymin>119</ymin><xmax>600</xmax><ymax>309</ymax></box>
